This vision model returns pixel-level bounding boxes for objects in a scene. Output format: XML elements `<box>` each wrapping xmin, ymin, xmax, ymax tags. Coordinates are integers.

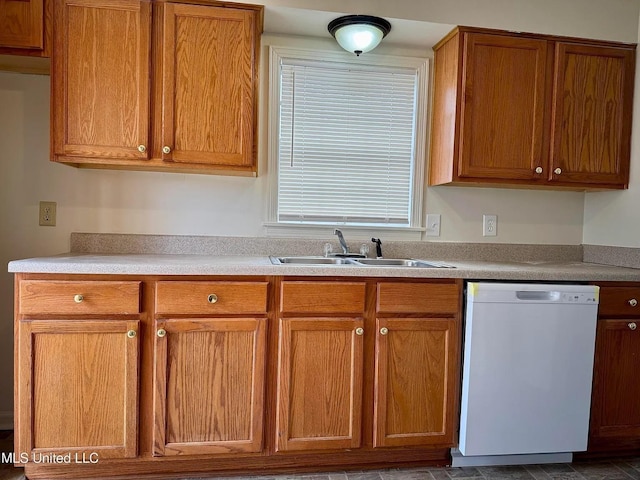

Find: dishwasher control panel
<box><xmin>561</xmin><ymin>292</ymin><xmax>598</xmax><ymax>303</ymax></box>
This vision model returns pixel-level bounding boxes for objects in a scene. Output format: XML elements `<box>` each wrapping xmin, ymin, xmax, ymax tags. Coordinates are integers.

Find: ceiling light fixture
<box><xmin>328</xmin><ymin>15</ymin><xmax>392</xmax><ymax>56</ymax></box>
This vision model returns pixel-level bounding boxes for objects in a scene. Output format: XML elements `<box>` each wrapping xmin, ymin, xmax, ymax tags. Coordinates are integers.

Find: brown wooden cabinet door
<box><xmin>160</xmin><ymin>3</ymin><xmax>257</xmax><ymax>171</ymax></box>
<box><xmin>17</xmin><ymin>319</ymin><xmax>139</xmax><ymax>459</ymax></box>
<box><xmin>0</xmin><ymin>0</ymin><xmax>43</xmax><ymax>49</ymax></box>
<box><xmin>276</xmin><ymin>318</ymin><xmax>364</xmax><ymax>452</ymax></box>
<box><xmin>459</xmin><ymin>33</ymin><xmax>549</xmax><ymax>181</ymax></box>
<box><xmin>373</xmin><ymin>318</ymin><xmax>458</xmax><ymax>448</ymax></box>
<box><xmin>589</xmin><ymin>318</ymin><xmax>640</xmax><ymax>450</ymax></box>
<box><xmin>52</xmin><ymin>0</ymin><xmax>150</xmax><ymax>161</ymax></box>
<box><xmin>153</xmin><ymin>318</ymin><xmax>266</xmax><ymax>456</ymax></box>
<box><xmin>550</xmin><ymin>43</ymin><xmax>635</xmax><ymax>187</ymax></box>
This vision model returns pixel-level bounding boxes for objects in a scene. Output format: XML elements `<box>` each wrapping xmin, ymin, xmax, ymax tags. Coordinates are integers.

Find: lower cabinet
<box><xmin>14</xmin><ymin>274</ymin><xmax>462</xmax><ymax>479</ymax></box>
<box><xmin>152</xmin><ymin>317</ymin><xmax>266</xmax><ymax>455</ymax></box>
<box><xmin>276</xmin><ymin>280</ymin><xmax>366</xmax><ymax>452</ymax></box>
<box><xmin>588</xmin><ymin>284</ymin><xmax>640</xmax><ymax>452</ymax></box>
<box><xmin>373</xmin><ymin>282</ymin><xmax>461</xmax><ymax>448</ymax></box>
<box><xmin>15</xmin><ymin>279</ymin><xmax>142</xmax><ymax>460</ymax></box>
<box><xmin>275</xmin><ymin>279</ymin><xmax>461</xmax><ymax>453</ymax></box>
<box><xmin>152</xmin><ymin>280</ymin><xmax>269</xmax><ymax>456</ymax></box>
<box><xmin>17</xmin><ymin>319</ymin><xmax>140</xmax><ymax>459</ymax></box>
<box><xmin>276</xmin><ymin>317</ymin><xmax>364</xmax><ymax>451</ymax></box>
<box><xmin>374</xmin><ymin>317</ymin><xmax>458</xmax><ymax>447</ymax></box>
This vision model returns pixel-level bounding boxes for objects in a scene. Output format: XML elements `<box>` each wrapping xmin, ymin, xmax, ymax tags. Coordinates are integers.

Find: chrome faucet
<box><xmin>334</xmin><ymin>229</ymin><xmax>349</xmax><ymax>255</ymax></box>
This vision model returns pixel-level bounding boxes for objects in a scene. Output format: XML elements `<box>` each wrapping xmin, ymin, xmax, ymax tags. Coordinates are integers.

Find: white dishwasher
<box><xmin>453</xmin><ymin>282</ymin><xmax>599</xmax><ymax>467</ymax></box>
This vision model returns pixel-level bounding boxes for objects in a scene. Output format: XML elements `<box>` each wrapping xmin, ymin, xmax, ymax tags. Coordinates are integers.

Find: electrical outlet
<box><xmin>39</xmin><ymin>201</ymin><xmax>57</xmax><ymax>227</ymax></box>
<box><xmin>483</xmin><ymin>214</ymin><xmax>497</xmax><ymax>236</ymax></box>
<box><xmin>426</xmin><ymin>214</ymin><xmax>441</xmax><ymax>237</ymax></box>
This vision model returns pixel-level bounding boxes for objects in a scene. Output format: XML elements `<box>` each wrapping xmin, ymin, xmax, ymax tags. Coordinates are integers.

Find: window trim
<box><xmin>265</xmin><ymin>45</ymin><xmax>429</xmax><ymax>240</ymax></box>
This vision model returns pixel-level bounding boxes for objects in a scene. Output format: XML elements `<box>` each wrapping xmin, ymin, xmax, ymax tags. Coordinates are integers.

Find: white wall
<box><xmin>1</xmin><ymin>0</ymin><xmax>639</xmax><ymax>424</ymax></box>
<box><xmin>254</xmin><ymin>0</ymin><xmax>640</xmax><ymax>43</ymax></box>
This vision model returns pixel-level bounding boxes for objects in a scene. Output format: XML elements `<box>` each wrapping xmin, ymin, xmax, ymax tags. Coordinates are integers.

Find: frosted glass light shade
<box><xmin>328</xmin><ymin>15</ymin><xmax>391</xmax><ymax>56</ymax></box>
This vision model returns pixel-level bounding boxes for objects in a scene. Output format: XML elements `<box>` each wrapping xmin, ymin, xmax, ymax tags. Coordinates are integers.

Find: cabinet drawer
<box><xmin>280</xmin><ymin>281</ymin><xmax>366</xmax><ymax>314</ymax></box>
<box><xmin>598</xmin><ymin>286</ymin><xmax>640</xmax><ymax>317</ymax></box>
<box><xmin>377</xmin><ymin>282</ymin><xmax>459</xmax><ymax>314</ymax></box>
<box><xmin>156</xmin><ymin>281</ymin><xmax>268</xmax><ymax>315</ymax></box>
<box><xmin>19</xmin><ymin>280</ymin><xmax>141</xmax><ymax>315</ymax></box>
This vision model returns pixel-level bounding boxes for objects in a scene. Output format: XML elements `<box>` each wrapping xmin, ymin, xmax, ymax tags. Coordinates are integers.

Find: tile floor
<box><xmin>1</xmin><ymin>432</ymin><xmax>639</xmax><ymax>480</ymax></box>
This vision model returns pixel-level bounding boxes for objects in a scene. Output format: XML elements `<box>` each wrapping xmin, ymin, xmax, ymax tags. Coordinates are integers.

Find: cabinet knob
<box><xmin>380</xmin><ymin>327</ymin><xmax>389</xmax><ymax>335</ymax></box>
<box><xmin>73</xmin><ymin>294</ymin><xmax>84</xmax><ymax>303</ymax></box>
<box><xmin>207</xmin><ymin>294</ymin><xmax>218</xmax><ymax>304</ymax></box>
<box><xmin>355</xmin><ymin>327</ymin><xmax>364</xmax><ymax>336</ymax></box>
<box><xmin>629</xmin><ymin>298</ymin><xmax>638</xmax><ymax>307</ymax></box>
<box><xmin>554</xmin><ymin>168</ymin><xmax>562</xmax><ymax>175</ymax></box>
<box><xmin>157</xmin><ymin>328</ymin><xmax>166</xmax><ymax>338</ymax></box>
<box><xmin>137</xmin><ymin>145</ymin><xmax>146</xmax><ymax>153</ymax></box>
<box><xmin>162</xmin><ymin>146</ymin><xmax>171</xmax><ymax>154</ymax></box>
<box><xmin>127</xmin><ymin>330</ymin><xmax>137</xmax><ymax>338</ymax></box>
<box><xmin>629</xmin><ymin>322</ymin><xmax>637</xmax><ymax>331</ymax></box>
<box><xmin>535</xmin><ymin>166</ymin><xmax>543</xmax><ymax>174</ymax></box>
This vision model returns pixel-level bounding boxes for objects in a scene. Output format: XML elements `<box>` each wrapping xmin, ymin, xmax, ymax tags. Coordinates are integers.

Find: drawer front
<box><xmin>156</xmin><ymin>281</ymin><xmax>268</xmax><ymax>315</ymax></box>
<box><xmin>377</xmin><ymin>282</ymin><xmax>460</xmax><ymax>314</ymax></box>
<box><xmin>19</xmin><ymin>280</ymin><xmax>141</xmax><ymax>315</ymax></box>
<box><xmin>599</xmin><ymin>286</ymin><xmax>640</xmax><ymax>317</ymax></box>
<box><xmin>280</xmin><ymin>281</ymin><xmax>366</xmax><ymax>314</ymax></box>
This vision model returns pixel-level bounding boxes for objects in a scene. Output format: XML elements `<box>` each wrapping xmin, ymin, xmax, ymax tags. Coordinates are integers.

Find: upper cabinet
<box><xmin>51</xmin><ymin>0</ymin><xmax>262</xmax><ymax>176</ymax></box>
<box><xmin>0</xmin><ymin>0</ymin><xmax>51</xmax><ymax>56</ymax></box>
<box><xmin>429</xmin><ymin>26</ymin><xmax>636</xmax><ymax>190</ymax></box>
<box><xmin>157</xmin><ymin>3</ymin><xmax>257</xmax><ymax>171</ymax></box>
<box><xmin>550</xmin><ymin>43</ymin><xmax>635</xmax><ymax>186</ymax></box>
<box><xmin>52</xmin><ymin>0</ymin><xmax>151</xmax><ymax>163</ymax></box>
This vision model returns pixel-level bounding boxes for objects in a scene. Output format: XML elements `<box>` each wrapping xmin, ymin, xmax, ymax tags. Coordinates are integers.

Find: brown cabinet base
<box><xmin>585</xmin><ymin>283</ymin><xmax>640</xmax><ymax>457</ymax></box>
<box><xmin>21</xmin><ymin>448</ymin><xmax>450</xmax><ymax>479</ymax></box>
<box><xmin>14</xmin><ymin>274</ymin><xmax>460</xmax><ymax>480</ymax></box>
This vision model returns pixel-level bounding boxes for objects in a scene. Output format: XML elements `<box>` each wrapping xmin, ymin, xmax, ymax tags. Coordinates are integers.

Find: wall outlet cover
<box><xmin>483</xmin><ymin>214</ymin><xmax>497</xmax><ymax>237</ymax></box>
<box><xmin>39</xmin><ymin>201</ymin><xmax>57</xmax><ymax>227</ymax></box>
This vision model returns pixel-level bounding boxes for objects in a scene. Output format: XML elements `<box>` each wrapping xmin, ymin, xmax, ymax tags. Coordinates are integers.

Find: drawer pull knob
<box><xmin>137</xmin><ymin>145</ymin><xmax>146</xmax><ymax>153</ymax></box>
<box><xmin>207</xmin><ymin>294</ymin><xmax>218</xmax><ymax>304</ymax></box>
<box><xmin>73</xmin><ymin>294</ymin><xmax>84</xmax><ymax>303</ymax></box>
<box><xmin>162</xmin><ymin>146</ymin><xmax>171</xmax><ymax>154</ymax></box>
<box><xmin>157</xmin><ymin>329</ymin><xmax>166</xmax><ymax>338</ymax></box>
<box><xmin>127</xmin><ymin>330</ymin><xmax>137</xmax><ymax>338</ymax></box>
<box><xmin>554</xmin><ymin>168</ymin><xmax>562</xmax><ymax>175</ymax></box>
<box><xmin>535</xmin><ymin>166</ymin><xmax>543</xmax><ymax>174</ymax></box>
<box><xmin>355</xmin><ymin>327</ymin><xmax>364</xmax><ymax>336</ymax></box>
<box><xmin>629</xmin><ymin>322</ymin><xmax>637</xmax><ymax>331</ymax></box>
<box><xmin>629</xmin><ymin>298</ymin><xmax>638</xmax><ymax>307</ymax></box>
<box><xmin>380</xmin><ymin>327</ymin><xmax>389</xmax><ymax>335</ymax></box>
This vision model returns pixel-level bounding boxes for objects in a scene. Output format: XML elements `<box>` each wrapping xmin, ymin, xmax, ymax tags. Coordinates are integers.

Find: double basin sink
<box><xmin>270</xmin><ymin>256</ymin><xmax>455</xmax><ymax>268</ymax></box>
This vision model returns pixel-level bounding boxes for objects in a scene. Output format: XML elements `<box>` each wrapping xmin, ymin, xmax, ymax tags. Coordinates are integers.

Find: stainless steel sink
<box><xmin>269</xmin><ymin>256</ymin><xmax>455</xmax><ymax>268</ymax></box>
<box><xmin>269</xmin><ymin>256</ymin><xmax>355</xmax><ymax>265</ymax></box>
<box><xmin>350</xmin><ymin>258</ymin><xmax>455</xmax><ymax>268</ymax></box>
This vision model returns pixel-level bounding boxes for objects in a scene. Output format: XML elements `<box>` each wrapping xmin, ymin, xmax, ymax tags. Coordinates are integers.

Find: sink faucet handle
<box><xmin>371</xmin><ymin>237</ymin><xmax>383</xmax><ymax>258</ymax></box>
<box><xmin>323</xmin><ymin>242</ymin><xmax>333</xmax><ymax>257</ymax></box>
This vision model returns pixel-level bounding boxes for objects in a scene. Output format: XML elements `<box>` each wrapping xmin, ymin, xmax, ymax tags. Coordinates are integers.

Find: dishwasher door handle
<box><xmin>515</xmin><ymin>290</ymin><xmax>561</xmax><ymax>301</ymax></box>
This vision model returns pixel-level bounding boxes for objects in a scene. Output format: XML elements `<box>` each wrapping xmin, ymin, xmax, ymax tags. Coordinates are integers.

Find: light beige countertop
<box><xmin>8</xmin><ymin>253</ymin><xmax>640</xmax><ymax>281</ymax></box>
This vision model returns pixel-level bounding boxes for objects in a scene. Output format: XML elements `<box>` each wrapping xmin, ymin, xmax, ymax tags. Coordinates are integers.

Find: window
<box><xmin>266</xmin><ymin>46</ymin><xmax>428</xmax><ymax>237</ymax></box>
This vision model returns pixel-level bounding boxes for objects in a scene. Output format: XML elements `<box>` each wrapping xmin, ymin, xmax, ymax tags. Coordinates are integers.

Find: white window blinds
<box><xmin>277</xmin><ymin>59</ymin><xmax>419</xmax><ymax>226</ymax></box>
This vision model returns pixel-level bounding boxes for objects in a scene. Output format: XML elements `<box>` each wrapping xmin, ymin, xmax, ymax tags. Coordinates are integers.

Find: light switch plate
<box><xmin>426</xmin><ymin>214</ymin><xmax>441</xmax><ymax>237</ymax></box>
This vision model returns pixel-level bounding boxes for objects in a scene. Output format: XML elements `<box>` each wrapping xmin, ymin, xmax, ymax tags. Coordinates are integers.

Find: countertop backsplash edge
<box><xmin>583</xmin><ymin>244</ymin><xmax>640</xmax><ymax>270</ymax></box>
<box><xmin>70</xmin><ymin>232</ymin><xmax>584</xmax><ymax>263</ymax></box>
